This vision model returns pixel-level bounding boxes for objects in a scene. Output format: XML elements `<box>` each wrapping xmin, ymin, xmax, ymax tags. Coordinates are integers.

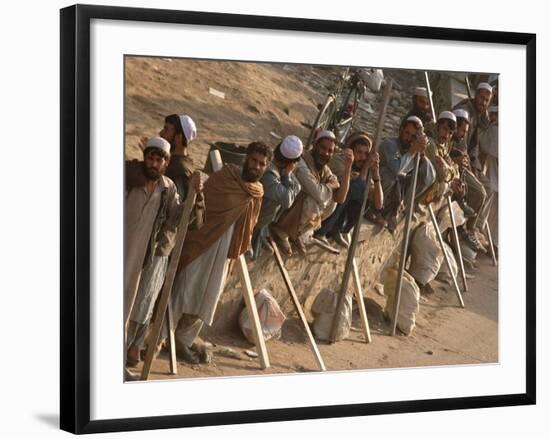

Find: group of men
<box><xmin>124</xmin><ymin>76</ymin><xmax>498</xmax><ymax>378</ymax></box>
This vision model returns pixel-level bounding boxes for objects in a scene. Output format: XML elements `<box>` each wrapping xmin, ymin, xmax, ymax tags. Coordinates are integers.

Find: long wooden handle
<box><xmin>210</xmin><ymin>149</ymin><xmax>270</xmax><ymax>370</ymax></box>
<box><xmin>140</xmin><ymin>183</ymin><xmax>197</xmax><ymax>380</ymax></box>
<box><xmin>330</xmin><ymin>77</ymin><xmax>393</xmax><ymax>343</ymax></box>
<box><xmin>390</xmin><ymin>153</ymin><xmax>421</xmax><ymax>335</ymax></box>
<box><xmin>447</xmin><ymin>196</ymin><xmax>468</xmax><ymax>292</ymax></box>
<box><xmin>352</xmin><ymin>259</ymin><xmax>372</xmax><ymax>343</ymax></box>
<box><xmin>428</xmin><ymin>204</ymin><xmax>465</xmax><ymax>308</ymax></box>
<box><xmin>236</xmin><ymin>255</ymin><xmax>270</xmax><ymax>369</ymax></box>
<box><xmin>269</xmin><ymin>237</ymin><xmax>326</xmax><ymax>371</ymax></box>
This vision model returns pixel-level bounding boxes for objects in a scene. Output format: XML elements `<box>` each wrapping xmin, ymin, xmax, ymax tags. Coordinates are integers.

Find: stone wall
<box><xmin>204</xmin><ymin>219</ymin><xmax>407</xmax><ymax>335</ymax></box>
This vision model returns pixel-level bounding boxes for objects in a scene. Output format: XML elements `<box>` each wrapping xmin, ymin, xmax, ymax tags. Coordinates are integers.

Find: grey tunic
<box><xmin>170</xmin><ymin>223</ymin><xmax>236</xmax><ymax>327</ymax></box>
<box><xmin>124</xmin><ymin>176</ymin><xmax>179</xmax><ymax>324</ymax></box>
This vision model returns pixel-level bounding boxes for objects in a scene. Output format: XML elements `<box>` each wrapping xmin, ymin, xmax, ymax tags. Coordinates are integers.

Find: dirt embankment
<box><xmin>124</xmin><ymin>57</ymin><xmax>418</xmax><ymax>164</ymax></box>
<box><xmin>132</xmin><ymin>255</ymin><xmax>497</xmax><ymax>379</ymax></box>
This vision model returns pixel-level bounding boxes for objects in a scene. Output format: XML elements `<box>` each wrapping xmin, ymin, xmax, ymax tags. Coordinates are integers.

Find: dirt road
<box><xmin>131</xmin><ymin>252</ymin><xmax>497</xmax><ymax>380</ymax></box>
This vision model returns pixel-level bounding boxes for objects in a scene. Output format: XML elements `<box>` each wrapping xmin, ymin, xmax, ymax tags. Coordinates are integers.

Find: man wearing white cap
<box><xmin>125</xmin><ymin>115</ymin><xmax>206</xmax><ymax>366</ymax></box>
<box><xmin>167</xmin><ymin>142</ymin><xmax>271</xmax><ymax>363</ymax></box>
<box><xmin>379</xmin><ymin>116</ymin><xmax>436</xmax><ymax>232</ymax></box>
<box><xmin>159</xmin><ymin>113</ymin><xmax>205</xmax><ymax>201</ymax></box>
<box><xmin>479</xmin><ymin>105</ymin><xmax>499</xmax><ymax>245</ymax></box>
<box><xmin>251</xmin><ymin>135</ymin><xmax>303</xmax><ymax>258</ymax></box>
<box><xmin>449</xmin><ymin>108</ymin><xmax>488</xmax><ymax>252</ymax></box>
<box><xmin>453</xmin><ymin>82</ymin><xmax>493</xmax><ymax>173</ymax></box>
<box><xmin>271</xmin><ymin>130</ymin><xmax>353</xmax><ymax>254</ymax></box>
<box><xmin>405</xmin><ymin>87</ymin><xmax>434</xmax><ymax>126</ymax></box>
<box><xmin>425</xmin><ymin>111</ymin><xmax>462</xmax><ymax>200</ymax></box>
<box><xmin>124</xmin><ymin>137</ymin><xmax>181</xmax><ymax>376</ymax></box>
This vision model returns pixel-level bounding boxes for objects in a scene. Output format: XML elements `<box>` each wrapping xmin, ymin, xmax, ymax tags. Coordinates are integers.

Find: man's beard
<box><xmin>312</xmin><ymin>150</ymin><xmax>330</xmax><ymax>169</ymax></box>
<box><xmin>143</xmin><ymin>165</ymin><xmax>162</xmax><ymax>180</ymax></box>
<box><xmin>242</xmin><ymin>167</ymin><xmax>260</xmax><ymax>182</ymax></box>
<box><xmin>353</xmin><ymin>161</ymin><xmax>365</xmax><ymax>172</ymax></box>
<box><xmin>399</xmin><ymin>137</ymin><xmax>412</xmax><ymax>150</ymax></box>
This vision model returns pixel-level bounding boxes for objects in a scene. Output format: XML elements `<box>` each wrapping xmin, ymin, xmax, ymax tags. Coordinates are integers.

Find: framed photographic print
<box><xmin>60</xmin><ymin>4</ymin><xmax>536</xmax><ymax>434</ymax></box>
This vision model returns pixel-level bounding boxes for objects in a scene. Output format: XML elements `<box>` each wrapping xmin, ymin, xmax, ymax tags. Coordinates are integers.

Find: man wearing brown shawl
<box><xmin>270</xmin><ymin>130</ymin><xmax>352</xmax><ymax>255</ymax></box>
<box><xmin>169</xmin><ymin>142</ymin><xmax>272</xmax><ymax>363</ymax></box>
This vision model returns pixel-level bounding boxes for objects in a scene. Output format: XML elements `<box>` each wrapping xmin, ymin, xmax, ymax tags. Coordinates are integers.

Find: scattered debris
<box><xmin>209</xmin><ymin>87</ymin><xmax>226</xmax><ymax>99</ymax></box>
<box><xmin>244</xmin><ymin>350</ymin><xmax>259</xmax><ymax>358</ymax></box>
<box><xmin>215</xmin><ymin>346</ymin><xmax>246</xmax><ymax>360</ymax></box>
<box><xmin>269</xmin><ymin>131</ymin><xmax>282</xmax><ymax>139</ymax></box>
<box><xmin>374</xmin><ymin>282</ymin><xmax>385</xmax><ymax>296</ymax></box>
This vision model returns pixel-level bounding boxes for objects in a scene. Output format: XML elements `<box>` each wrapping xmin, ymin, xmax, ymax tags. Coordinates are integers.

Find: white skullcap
<box><xmin>488</xmin><ymin>105</ymin><xmax>498</xmax><ymax>113</ymax></box>
<box><xmin>413</xmin><ymin>87</ymin><xmax>431</xmax><ymax>97</ymax></box>
<box><xmin>438</xmin><ymin>111</ymin><xmax>457</xmax><ymax>123</ymax></box>
<box><xmin>315</xmin><ymin>130</ymin><xmax>336</xmax><ymax>143</ymax></box>
<box><xmin>280</xmin><ymin>135</ymin><xmax>303</xmax><ymax>159</ymax></box>
<box><xmin>145</xmin><ymin>136</ymin><xmax>171</xmax><ymax>156</ymax></box>
<box><xmin>405</xmin><ymin>115</ymin><xmax>424</xmax><ymax>127</ymax></box>
<box><xmin>453</xmin><ymin>109</ymin><xmax>470</xmax><ymax>122</ymax></box>
<box><xmin>476</xmin><ymin>82</ymin><xmax>493</xmax><ymax>93</ymax></box>
<box><xmin>179</xmin><ymin>114</ymin><xmax>197</xmax><ymax>144</ymax></box>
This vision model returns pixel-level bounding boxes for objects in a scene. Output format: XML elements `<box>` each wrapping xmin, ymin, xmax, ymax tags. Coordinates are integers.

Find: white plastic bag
<box><xmin>311</xmin><ymin>288</ymin><xmax>352</xmax><ymax>342</ymax></box>
<box><xmin>437</xmin><ymin>201</ymin><xmax>467</xmax><ymax>233</ymax></box>
<box><xmin>383</xmin><ymin>267</ymin><xmax>420</xmax><ymax>335</ymax></box>
<box><xmin>360</xmin><ymin>68</ymin><xmax>384</xmax><ymax>92</ymax></box>
<box><xmin>460</xmin><ymin>239</ymin><xmax>478</xmax><ymax>267</ymax></box>
<box><xmin>238</xmin><ymin>289</ymin><xmax>286</xmax><ymax>343</ymax></box>
<box><xmin>408</xmin><ymin>222</ymin><xmax>443</xmax><ymax>286</ymax></box>
<box><xmin>437</xmin><ymin>242</ymin><xmax>458</xmax><ymax>283</ymax></box>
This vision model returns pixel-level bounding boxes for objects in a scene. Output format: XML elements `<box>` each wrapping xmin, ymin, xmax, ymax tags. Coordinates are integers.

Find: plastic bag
<box><xmin>359</xmin><ymin>68</ymin><xmax>384</xmax><ymax>92</ymax></box>
<box><xmin>383</xmin><ymin>266</ymin><xmax>420</xmax><ymax>335</ymax></box>
<box><xmin>408</xmin><ymin>222</ymin><xmax>443</xmax><ymax>286</ymax></box>
<box><xmin>311</xmin><ymin>288</ymin><xmax>352</xmax><ymax>342</ymax></box>
<box><xmin>437</xmin><ymin>201</ymin><xmax>467</xmax><ymax>233</ymax></box>
<box><xmin>238</xmin><ymin>289</ymin><xmax>286</xmax><ymax>343</ymax></box>
<box><xmin>437</xmin><ymin>242</ymin><xmax>458</xmax><ymax>283</ymax></box>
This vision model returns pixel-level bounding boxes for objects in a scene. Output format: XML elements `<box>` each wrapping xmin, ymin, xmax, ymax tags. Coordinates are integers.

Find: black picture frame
<box><xmin>60</xmin><ymin>4</ymin><xmax>536</xmax><ymax>434</ymax></box>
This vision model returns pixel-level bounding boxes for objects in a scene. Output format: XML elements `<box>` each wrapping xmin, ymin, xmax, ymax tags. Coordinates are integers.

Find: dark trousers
<box><xmin>317</xmin><ymin>178</ymin><xmax>368</xmax><ymax>237</ymax></box>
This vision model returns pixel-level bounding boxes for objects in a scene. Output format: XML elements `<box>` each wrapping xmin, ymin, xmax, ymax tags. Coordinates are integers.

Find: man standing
<box><xmin>405</xmin><ymin>87</ymin><xmax>434</xmax><ymax>126</ymax></box>
<box><xmin>169</xmin><ymin>142</ymin><xmax>272</xmax><ymax>363</ymax></box>
<box><xmin>124</xmin><ymin>137</ymin><xmax>181</xmax><ymax>376</ymax></box>
<box><xmin>125</xmin><ymin>114</ymin><xmax>205</xmax><ymax>366</ymax></box>
<box><xmin>270</xmin><ymin>130</ymin><xmax>353</xmax><ymax>254</ymax></box>
<box><xmin>316</xmin><ymin>131</ymin><xmax>384</xmax><ymax>247</ymax></box>
<box><xmin>479</xmin><ymin>105</ymin><xmax>498</xmax><ymax>245</ymax></box>
<box><xmin>450</xmin><ymin>108</ymin><xmax>488</xmax><ymax>252</ymax></box>
<box><xmin>453</xmin><ymin>82</ymin><xmax>493</xmax><ymax>174</ymax></box>
<box><xmin>379</xmin><ymin>116</ymin><xmax>436</xmax><ymax>232</ymax></box>
<box><xmin>251</xmin><ymin>135</ymin><xmax>303</xmax><ymax>258</ymax></box>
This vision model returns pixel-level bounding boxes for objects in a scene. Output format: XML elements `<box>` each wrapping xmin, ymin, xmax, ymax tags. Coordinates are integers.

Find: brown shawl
<box><xmin>178</xmin><ymin>163</ymin><xmax>263</xmax><ymax>270</ymax></box>
<box><xmin>274</xmin><ymin>151</ymin><xmax>331</xmax><ymax>240</ymax></box>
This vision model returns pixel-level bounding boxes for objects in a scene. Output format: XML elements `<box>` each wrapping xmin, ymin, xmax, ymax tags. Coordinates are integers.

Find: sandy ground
<box><xmin>130</xmin><ymin>252</ymin><xmax>497</xmax><ymax>380</ymax></box>
<box><xmin>125</xmin><ymin>56</ymin><xmax>343</xmax><ymax>166</ymax></box>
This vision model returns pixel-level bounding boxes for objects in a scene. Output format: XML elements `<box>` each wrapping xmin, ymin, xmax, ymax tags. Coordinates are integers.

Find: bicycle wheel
<box><xmin>306</xmin><ymin>94</ymin><xmax>336</xmax><ymax>148</ymax></box>
<box><xmin>334</xmin><ymin>85</ymin><xmax>363</xmax><ymax>144</ymax></box>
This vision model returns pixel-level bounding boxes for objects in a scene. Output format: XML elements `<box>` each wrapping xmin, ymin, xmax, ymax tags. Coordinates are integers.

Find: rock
<box><xmin>374</xmin><ymin>282</ymin><xmax>385</xmax><ymax>296</ymax></box>
<box><xmin>244</xmin><ymin>349</ymin><xmax>259</xmax><ymax>358</ymax></box>
<box><xmin>426</xmin><ymin>350</ymin><xmax>434</xmax><ymax>355</ymax></box>
<box><xmin>215</xmin><ymin>346</ymin><xmax>246</xmax><ymax>360</ymax></box>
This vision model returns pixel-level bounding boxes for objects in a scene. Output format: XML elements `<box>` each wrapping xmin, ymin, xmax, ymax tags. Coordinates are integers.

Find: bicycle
<box><xmin>306</xmin><ymin>67</ymin><xmax>383</xmax><ymax>147</ymax></box>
